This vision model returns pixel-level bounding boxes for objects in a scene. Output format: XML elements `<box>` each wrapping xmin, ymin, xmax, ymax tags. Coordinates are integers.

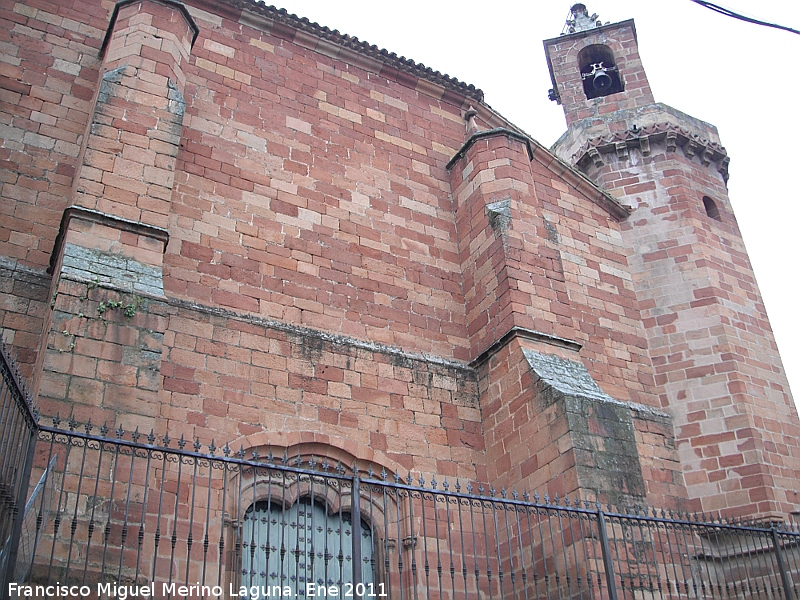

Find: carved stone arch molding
<box><xmin>225</xmin><ymin>431</ymin><xmax>401</xmax><ymax>591</ymax></box>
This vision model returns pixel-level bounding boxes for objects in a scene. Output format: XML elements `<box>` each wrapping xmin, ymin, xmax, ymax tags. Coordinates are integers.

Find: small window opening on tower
<box><xmin>703</xmin><ymin>196</ymin><xmax>722</xmax><ymax>221</ymax></box>
<box><xmin>578</xmin><ymin>45</ymin><xmax>624</xmax><ymax>100</ymax></box>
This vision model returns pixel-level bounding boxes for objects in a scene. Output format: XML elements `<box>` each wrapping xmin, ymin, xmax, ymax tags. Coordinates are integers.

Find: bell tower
<box><xmin>545</xmin><ymin>5</ymin><xmax>800</xmax><ymax>518</ymax></box>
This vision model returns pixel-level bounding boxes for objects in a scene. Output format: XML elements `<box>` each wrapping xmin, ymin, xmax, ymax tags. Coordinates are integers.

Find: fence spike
<box><xmin>238</xmin><ymin>445</ymin><xmax>244</xmax><ymax>459</ymax></box>
<box><xmin>282</xmin><ymin>450</ymin><xmax>288</xmax><ymax>465</ymax></box>
<box><xmin>148</xmin><ymin>429</ymin><xmax>155</xmax><ymax>444</ymax></box>
<box><xmin>223</xmin><ymin>442</ymin><xmax>230</xmax><ymax>457</ymax></box>
<box><xmin>53</xmin><ymin>412</ymin><xmax>61</xmax><ymax>427</ymax></box>
<box><xmin>454</xmin><ymin>480</ymin><xmax>461</xmax><ymax>493</ymax></box>
<box><xmin>296</xmin><ymin>454</ymin><xmax>303</xmax><ymax>467</ymax></box>
<box><xmin>418</xmin><ymin>474</ymin><xmax>425</xmax><ymax>486</ymax></box>
<box><xmin>252</xmin><ymin>448</ymin><xmax>260</xmax><ymax>460</ymax></box>
<box><xmin>466</xmin><ymin>482</ymin><xmax>473</xmax><ymax>494</ymax></box>
<box><xmin>115</xmin><ymin>424</ymin><xmax>124</xmax><ymax>439</ymax></box>
<box><xmin>406</xmin><ymin>472</ymin><xmax>413</xmax><ymax>485</ymax></box>
<box><xmin>443</xmin><ymin>479</ymin><xmax>449</xmax><ymax>491</ymax></box>
<box><xmin>132</xmin><ymin>427</ymin><xmax>140</xmax><ymax>443</ymax></box>
<box><xmin>381</xmin><ymin>467</ymin><xmax>387</xmax><ymax>481</ymax></box>
<box><xmin>193</xmin><ymin>437</ymin><xmax>201</xmax><ymax>452</ymax></box>
<box><xmin>309</xmin><ymin>455</ymin><xmax>317</xmax><ymax>470</ymax></box>
<box><xmin>512</xmin><ymin>488</ymin><xmax>518</xmax><ymax>500</ymax></box>
<box><xmin>431</xmin><ymin>476</ymin><xmax>437</xmax><ymax>490</ymax></box>
<box><xmin>162</xmin><ymin>432</ymin><xmax>170</xmax><ymax>447</ymax></box>
<box><xmin>100</xmin><ymin>422</ymin><xmax>109</xmax><ymax>437</ymax></box>
<box><xmin>500</xmin><ymin>487</ymin><xmax>506</xmax><ymax>499</ymax></box>
<box><xmin>367</xmin><ymin>464</ymin><xmax>374</xmax><ymax>478</ymax></box>
<box><xmin>84</xmin><ymin>419</ymin><xmax>93</xmax><ymax>434</ymax></box>
<box><xmin>178</xmin><ymin>434</ymin><xmax>186</xmax><ymax>449</ymax></box>
<box><xmin>523</xmin><ymin>491</ymin><xmax>529</xmax><ymax>501</ymax></box>
<box><xmin>209</xmin><ymin>440</ymin><xmax>216</xmax><ymax>455</ymax></box>
<box><xmin>544</xmin><ymin>493</ymin><xmax>550</xmax><ymax>505</ymax></box>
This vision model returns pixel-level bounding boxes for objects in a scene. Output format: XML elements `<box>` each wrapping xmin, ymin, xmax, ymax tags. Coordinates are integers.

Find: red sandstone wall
<box><xmin>2</xmin><ymin>0</ymin><xmax>693</xmax><ymax>505</ymax></box>
<box><xmin>0</xmin><ymin>0</ymin><xmax>108</xmax><ymax>370</ymax></box>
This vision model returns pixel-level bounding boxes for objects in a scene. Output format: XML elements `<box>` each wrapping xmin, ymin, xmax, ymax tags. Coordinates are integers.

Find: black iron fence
<box><xmin>2</xmin><ymin>342</ymin><xmax>800</xmax><ymax>599</ymax></box>
<box><xmin>0</xmin><ymin>342</ymin><xmax>38</xmax><ymax>594</ymax></box>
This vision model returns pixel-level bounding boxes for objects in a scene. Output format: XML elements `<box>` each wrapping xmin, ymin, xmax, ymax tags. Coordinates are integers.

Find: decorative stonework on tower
<box><xmin>546</xmin><ymin>5</ymin><xmax>800</xmax><ymax>518</ymax></box>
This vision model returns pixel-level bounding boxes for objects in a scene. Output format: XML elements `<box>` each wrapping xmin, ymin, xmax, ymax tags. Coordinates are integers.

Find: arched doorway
<box><xmin>241</xmin><ymin>497</ymin><xmax>375</xmax><ymax>596</ymax></box>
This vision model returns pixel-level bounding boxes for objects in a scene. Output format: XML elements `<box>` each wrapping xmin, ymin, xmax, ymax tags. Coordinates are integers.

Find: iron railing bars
<box><xmin>747</xmin><ymin>526</ymin><xmax>775</xmax><ymax>598</ymax></box>
<box><xmin>261</xmin><ymin>458</ymin><xmax>272</xmax><ymax>587</ymax></box>
<box><xmin>432</xmin><ymin>482</ymin><xmax>443</xmax><ymax>600</ymax></box>
<box><xmin>380</xmin><ymin>479</ymin><xmax>391</xmax><ymax>600</ymax></box>
<box><xmin>117</xmin><ymin>441</ymin><xmax>137</xmax><ymax>584</ymax></box>
<box><xmin>134</xmin><ymin>441</ymin><xmax>153</xmax><ymax>583</ymax></box>
<box><xmin>323</xmin><ymin>472</ymin><xmax>334</xmax><ymax>585</ymax></box>
<box><xmin>566</xmin><ymin>505</ymin><xmax>585</xmax><ymax>597</ymax></box>
<box><xmin>309</xmin><ymin>460</ymin><xmax>318</xmax><ymax>592</ymax></box>
<box><xmin>352</xmin><ymin>467</ymin><xmax>363</xmax><ymax>597</ymax></box>
<box><xmin>17</xmin><ymin>434</ymin><xmax>54</xmax><ymax>586</ymax></box>
<box><xmin>443</xmin><ymin>482</ymin><xmax>457</xmax><ymax>600</ymax></box>
<box><xmin>546</xmin><ymin>501</ymin><xmax>562</xmax><ymax>597</ymax></box>
<box><xmin>577</xmin><ymin>505</ymin><xmax>600</xmax><ymax>600</ymax></box>
<box><xmin>454</xmin><ymin>485</ymin><xmax>470</xmax><ymax>600</ymax></box>
<box><xmin>183</xmin><ymin>451</ymin><xmax>199</xmax><ymax>586</ymax></box>
<box><xmin>535</xmin><ymin>500</ymin><xmax>553</xmax><ymax>600</ymax></box>
<box><xmin>0</xmin><ymin>344</ymin><xmax>38</xmax><ymax>600</ymax></box>
<box><xmin>731</xmin><ymin>518</ymin><xmax>758</xmax><ymax>597</ymax></box>
<box><xmin>555</xmin><ymin>500</ymin><xmax>575</xmax><ymax>599</ymax></box>
<box><xmin>513</xmin><ymin>497</ymin><xmax>530</xmax><ymax>600</ymax></box>
<box><xmin>778</xmin><ymin>528</ymin><xmax>800</xmax><ymax>599</ymax></box>
<box><xmin>15</xmin><ymin>453</ymin><xmax>58</xmax><ymax>584</ymax></box>
<box><xmin>635</xmin><ymin>508</ymin><xmax>660</xmax><ymax>596</ymax></box>
<box><xmin>44</xmin><ymin>426</ymin><xmax>75</xmax><ymax>583</ymax></box>
<box><xmin>495</xmin><ymin>493</ymin><xmax>510</xmax><ymax>598</ymax></box>
<box><xmin>281</xmin><ymin>461</ymin><xmax>290</xmax><ymax>589</ymax></box>
<box><xmin>10</xmin><ymin>418</ymin><xmax>800</xmax><ymax>599</ymax></box>
<box><xmin>597</xmin><ymin>508</ymin><xmax>620</xmax><ymax>600</ymax></box>
<box><xmin>481</xmin><ymin>492</ymin><xmax>496</xmax><ymax>600</ymax></box>
<box><xmin>394</xmin><ymin>485</ymin><xmax>404</xmax><ymax>600</ymax></box>
<box><xmin>63</xmin><ymin>430</ymin><xmax>90</xmax><ymax>584</ymax></box>
<box><xmin>201</xmin><ymin>452</ymin><xmax>214</xmax><ymax>588</ymax></box>
<box><xmin>151</xmin><ymin>442</ymin><xmax>170</xmax><ymax>585</ymax></box>
<box><xmin>233</xmin><ymin>457</ymin><xmax>243</xmax><ymax>590</ymax></box>
<box><xmin>418</xmin><ymin>478</ymin><xmax>431</xmax><ymax>597</ymax></box>
<box><xmin>166</xmin><ymin>443</ymin><xmax>185</xmax><ymax>597</ymax></box>
<box><xmin>245</xmin><ymin>462</ymin><xmax>256</xmax><ymax>587</ymax></box>
<box><xmin>104</xmin><ymin>437</ymin><xmax>124</xmax><ymax>583</ymax></box>
<box><xmin>335</xmin><ymin>472</ymin><xmax>344</xmax><ymax>589</ymax></box>
<box><xmin>660</xmin><ymin>513</ymin><xmax>684</xmax><ymax>597</ymax></box>
<box><xmin>407</xmin><ymin>482</ymin><xmax>418</xmax><ymax>600</ymax></box>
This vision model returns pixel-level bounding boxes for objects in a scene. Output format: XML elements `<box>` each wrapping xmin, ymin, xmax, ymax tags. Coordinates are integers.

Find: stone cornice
<box><xmin>447</xmin><ymin>128</ymin><xmax>630</xmax><ymax>221</ymax></box>
<box><xmin>48</xmin><ymin>207</ymin><xmax>170</xmax><ymax>274</ymax></box>
<box><xmin>203</xmin><ymin>0</ymin><xmax>485</xmax><ymax>106</ymax></box>
<box><xmin>573</xmin><ymin>122</ymin><xmax>730</xmax><ymax>181</ymax></box>
<box><xmin>100</xmin><ymin>0</ymin><xmax>200</xmax><ymax>58</ymax></box>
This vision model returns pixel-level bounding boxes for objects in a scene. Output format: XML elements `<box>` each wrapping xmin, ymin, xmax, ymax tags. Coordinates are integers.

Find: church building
<box><xmin>2</xmin><ymin>0</ymin><xmax>800</xmax><ymax>592</ymax></box>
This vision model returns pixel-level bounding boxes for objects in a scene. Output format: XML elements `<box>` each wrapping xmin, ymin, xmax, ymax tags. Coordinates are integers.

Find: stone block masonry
<box><xmin>3</xmin><ymin>0</ymin><xmax>799</xmax><ymax>519</ymax></box>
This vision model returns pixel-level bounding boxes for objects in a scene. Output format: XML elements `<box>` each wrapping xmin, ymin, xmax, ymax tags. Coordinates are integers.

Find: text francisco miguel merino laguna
<box><xmin>8</xmin><ymin>582</ymin><xmax>388</xmax><ymax>599</ymax></box>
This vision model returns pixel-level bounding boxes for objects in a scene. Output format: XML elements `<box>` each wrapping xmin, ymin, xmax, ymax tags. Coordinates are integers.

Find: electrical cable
<box><xmin>689</xmin><ymin>0</ymin><xmax>800</xmax><ymax>36</ymax></box>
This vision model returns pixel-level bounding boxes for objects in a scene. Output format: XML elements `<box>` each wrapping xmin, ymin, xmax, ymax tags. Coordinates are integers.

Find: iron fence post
<box><xmin>772</xmin><ymin>526</ymin><xmax>796</xmax><ymax>600</ymax></box>
<box><xmin>596</xmin><ymin>509</ymin><xmax>619</xmax><ymax>600</ymax></box>
<box><xmin>352</xmin><ymin>467</ymin><xmax>363</xmax><ymax>598</ymax></box>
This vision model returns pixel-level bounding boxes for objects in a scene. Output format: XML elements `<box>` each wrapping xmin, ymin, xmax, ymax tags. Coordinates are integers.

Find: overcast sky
<box><xmin>272</xmin><ymin>1</ymin><xmax>800</xmax><ymax>403</ymax></box>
